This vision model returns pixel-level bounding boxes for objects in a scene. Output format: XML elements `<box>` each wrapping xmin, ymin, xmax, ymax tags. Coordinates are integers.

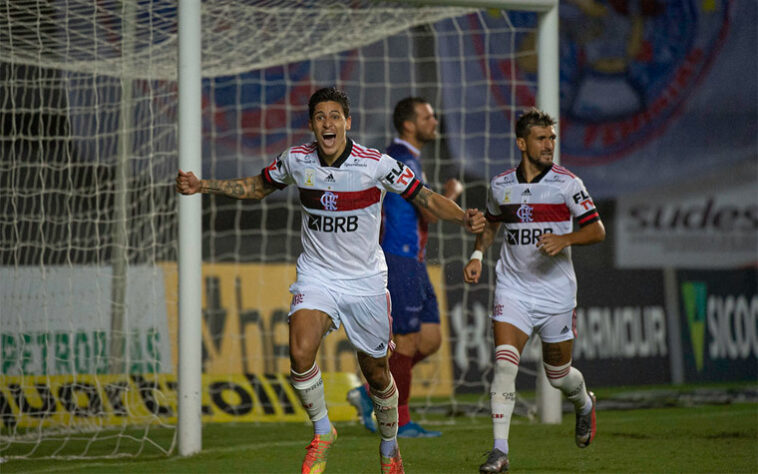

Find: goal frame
<box><xmin>175</xmin><ymin>0</ymin><xmax>560</xmax><ymax>456</ymax></box>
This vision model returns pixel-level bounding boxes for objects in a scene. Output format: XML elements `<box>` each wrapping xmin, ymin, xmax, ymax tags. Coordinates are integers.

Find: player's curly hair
<box><xmin>515</xmin><ymin>107</ymin><xmax>556</xmax><ymax>139</ymax></box>
<box><xmin>308</xmin><ymin>87</ymin><xmax>350</xmax><ymax>119</ymax></box>
<box><xmin>392</xmin><ymin>97</ymin><xmax>429</xmax><ymax>134</ymax></box>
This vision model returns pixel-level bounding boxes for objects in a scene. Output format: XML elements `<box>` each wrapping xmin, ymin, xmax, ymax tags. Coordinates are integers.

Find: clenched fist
<box><xmin>464</xmin><ymin>208</ymin><xmax>486</xmax><ymax>234</ymax></box>
<box><xmin>176</xmin><ymin>169</ymin><xmax>201</xmax><ymax>195</ymax></box>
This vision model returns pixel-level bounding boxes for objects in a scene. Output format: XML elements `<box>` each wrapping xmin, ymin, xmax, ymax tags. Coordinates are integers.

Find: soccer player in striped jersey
<box><xmin>176</xmin><ymin>87</ymin><xmax>485</xmax><ymax>474</ymax></box>
<box><xmin>463</xmin><ymin>107</ymin><xmax>605</xmax><ymax>473</ymax></box>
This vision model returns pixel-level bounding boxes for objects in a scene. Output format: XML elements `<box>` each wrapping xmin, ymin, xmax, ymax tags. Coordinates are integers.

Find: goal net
<box><xmin>1</xmin><ymin>0</ymin><xmax>550</xmax><ymax>459</ymax></box>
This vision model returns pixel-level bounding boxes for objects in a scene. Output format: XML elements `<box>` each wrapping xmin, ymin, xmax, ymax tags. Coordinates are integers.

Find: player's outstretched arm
<box><xmin>411</xmin><ymin>187</ymin><xmax>485</xmax><ymax>233</ymax></box>
<box><xmin>415</xmin><ymin>178</ymin><xmax>464</xmax><ymax>225</ymax></box>
<box><xmin>176</xmin><ymin>170</ymin><xmax>276</xmax><ymax>200</ymax></box>
<box><xmin>463</xmin><ymin>220</ymin><xmax>500</xmax><ymax>284</ymax></box>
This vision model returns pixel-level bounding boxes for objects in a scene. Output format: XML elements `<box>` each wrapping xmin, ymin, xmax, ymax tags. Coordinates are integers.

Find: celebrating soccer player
<box><xmin>176</xmin><ymin>87</ymin><xmax>485</xmax><ymax>474</ymax></box>
<box><xmin>463</xmin><ymin>107</ymin><xmax>605</xmax><ymax>473</ymax></box>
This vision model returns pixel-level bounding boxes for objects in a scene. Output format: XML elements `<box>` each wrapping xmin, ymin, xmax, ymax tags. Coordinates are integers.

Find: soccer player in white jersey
<box><xmin>176</xmin><ymin>87</ymin><xmax>485</xmax><ymax>474</ymax></box>
<box><xmin>463</xmin><ymin>107</ymin><xmax>605</xmax><ymax>473</ymax></box>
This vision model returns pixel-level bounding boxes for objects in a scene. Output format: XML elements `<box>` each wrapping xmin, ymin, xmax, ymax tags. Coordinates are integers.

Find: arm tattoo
<box><xmin>203</xmin><ymin>179</ymin><xmax>248</xmax><ymax>198</ymax></box>
<box><xmin>414</xmin><ymin>187</ymin><xmax>432</xmax><ymax>208</ymax></box>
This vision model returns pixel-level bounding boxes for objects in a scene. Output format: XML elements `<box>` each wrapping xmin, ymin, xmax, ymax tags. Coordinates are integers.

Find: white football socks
<box><xmin>544</xmin><ymin>361</ymin><xmax>592</xmax><ymax>414</ymax></box>
<box><xmin>290</xmin><ymin>363</ymin><xmax>330</xmax><ymax>433</ymax></box>
<box><xmin>491</xmin><ymin>344</ymin><xmax>520</xmax><ymax>453</ymax></box>
<box><xmin>370</xmin><ymin>375</ymin><xmax>400</xmax><ymax>443</ymax></box>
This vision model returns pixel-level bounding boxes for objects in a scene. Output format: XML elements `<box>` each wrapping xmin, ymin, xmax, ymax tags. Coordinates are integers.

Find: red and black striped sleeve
<box><xmin>260</xmin><ymin>161</ymin><xmax>288</xmax><ymax>190</ymax></box>
<box><xmin>401</xmin><ymin>178</ymin><xmax>423</xmax><ymax>201</ymax></box>
<box><xmin>576</xmin><ymin>208</ymin><xmax>600</xmax><ymax>227</ymax></box>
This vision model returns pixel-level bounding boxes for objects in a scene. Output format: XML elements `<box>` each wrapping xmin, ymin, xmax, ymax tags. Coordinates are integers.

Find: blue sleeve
<box><xmin>381</xmin><ymin>143</ymin><xmax>426</xmax><ymax>260</ymax></box>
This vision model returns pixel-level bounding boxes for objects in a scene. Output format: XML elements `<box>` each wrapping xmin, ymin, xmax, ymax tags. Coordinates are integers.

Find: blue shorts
<box><xmin>385</xmin><ymin>252</ymin><xmax>440</xmax><ymax>335</ymax></box>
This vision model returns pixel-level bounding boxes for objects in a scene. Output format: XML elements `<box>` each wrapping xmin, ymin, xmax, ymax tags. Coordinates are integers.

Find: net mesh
<box><xmin>0</xmin><ymin>0</ymin><xmax>544</xmax><ymax>459</ymax></box>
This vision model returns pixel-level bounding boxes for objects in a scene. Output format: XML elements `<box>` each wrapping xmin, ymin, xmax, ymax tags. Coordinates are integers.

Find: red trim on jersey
<box><xmin>401</xmin><ymin>178</ymin><xmax>422</xmax><ymax>200</ymax></box>
<box><xmin>291</xmin><ymin>143</ymin><xmax>317</xmax><ymax>155</ymax></box>
<box><xmin>494</xmin><ymin>167</ymin><xmax>517</xmax><ymax>180</ymax></box>
<box><xmin>578</xmin><ymin>210</ymin><xmax>600</xmax><ymax>226</ymax></box>
<box><xmin>261</xmin><ymin>167</ymin><xmax>287</xmax><ymax>190</ymax></box>
<box><xmin>492</xmin><ymin>203</ymin><xmax>571</xmax><ymax>223</ymax></box>
<box><xmin>298</xmin><ymin>187</ymin><xmax>381</xmax><ymax>211</ymax></box>
<box><xmin>351</xmin><ymin>144</ymin><xmax>382</xmax><ymax>161</ymax></box>
<box><xmin>551</xmin><ymin>164</ymin><xmax>577</xmax><ymax>178</ymax></box>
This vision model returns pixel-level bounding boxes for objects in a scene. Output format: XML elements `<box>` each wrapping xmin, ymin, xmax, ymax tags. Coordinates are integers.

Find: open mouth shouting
<box><xmin>322</xmin><ymin>132</ymin><xmax>337</xmax><ymax>149</ymax></box>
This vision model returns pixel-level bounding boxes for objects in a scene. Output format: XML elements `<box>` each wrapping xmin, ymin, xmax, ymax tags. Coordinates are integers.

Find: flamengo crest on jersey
<box><xmin>261</xmin><ymin>138</ymin><xmax>422</xmax><ymax>292</ymax></box>
<box><xmin>485</xmin><ymin>164</ymin><xmax>600</xmax><ymax>312</ymax></box>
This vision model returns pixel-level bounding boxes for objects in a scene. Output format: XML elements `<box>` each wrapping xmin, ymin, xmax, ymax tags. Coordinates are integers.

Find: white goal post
<box><xmin>0</xmin><ymin>0</ymin><xmax>560</xmax><ymax>460</ymax></box>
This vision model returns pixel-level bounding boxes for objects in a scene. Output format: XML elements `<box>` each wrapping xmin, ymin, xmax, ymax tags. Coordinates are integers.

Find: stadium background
<box><xmin>189</xmin><ymin>0</ymin><xmax>758</xmax><ymax>391</ymax></box>
<box><xmin>1</xmin><ymin>0</ymin><xmax>756</xmax><ymax>434</ymax></box>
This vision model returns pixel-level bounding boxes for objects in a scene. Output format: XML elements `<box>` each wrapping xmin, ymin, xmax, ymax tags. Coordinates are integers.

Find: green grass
<box><xmin>3</xmin><ymin>402</ymin><xmax>756</xmax><ymax>473</ymax></box>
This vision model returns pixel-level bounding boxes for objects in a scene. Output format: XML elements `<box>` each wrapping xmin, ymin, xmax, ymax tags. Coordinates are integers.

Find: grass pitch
<box><xmin>3</xmin><ymin>400</ymin><xmax>756</xmax><ymax>473</ymax></box>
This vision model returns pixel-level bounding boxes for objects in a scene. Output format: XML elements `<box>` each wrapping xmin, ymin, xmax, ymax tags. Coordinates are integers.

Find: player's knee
<box><xmin>543</xmin><ymin>361</ymin><xmax>572</xmax><ymax>389</ymax></box>
<box><xmin>288</xmin><ymin>344</ymin><xmax>318</xmax><ymax>373</ymax></box>
<box><xmin>493</xmin><ymin>344</ymin><xmax>520</xmax><ymax>380</ymax></box>
<box><xmin>363</xmin><ymin>365</ymin><xmax>391</xmax><ymax>391</ymax></box>
<box><xmin>491</xmin><ymin>345</ymin><xmax>519</xmax><ymax>407</ymax></box>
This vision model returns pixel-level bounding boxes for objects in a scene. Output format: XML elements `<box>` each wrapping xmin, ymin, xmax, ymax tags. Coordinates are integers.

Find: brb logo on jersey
<box><xmin>506</xmin><ymin>227</ymin><xmax>553</xmax><ymax>246</ymax></box>
<box><xmin>308</xmin><ymin>214</ymin><xmax>358</xmax><ymax>233</ymax></box>
<box><xmin>320</xmin><ymin>191</ymin><xmax>338</xmax><ymax>211</ymax></box>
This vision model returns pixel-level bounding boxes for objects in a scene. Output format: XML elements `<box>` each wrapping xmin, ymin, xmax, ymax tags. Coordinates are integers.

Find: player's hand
<box><xmin>443</xmin><ymin>178</ymin><xmax>463</xmax><ymax>201</ymax></box>
<box><xmin>463</xmin><ymin>259</ymin><xmax>482</xmax><ymax>283</ymax></box>
<box><xmin>537</xmin><ymin>232</ymin><xmax>569</xmax><ymax>256</ymax></box>
<box><xmin>464</xmin><ymin>208</ymin><xmax>485</xmax><ymax>234</ymax></box>
<box><xmin>176</xmin><ymin>169</ymin><xmax>201</xmax><ymax>195</ymax></box>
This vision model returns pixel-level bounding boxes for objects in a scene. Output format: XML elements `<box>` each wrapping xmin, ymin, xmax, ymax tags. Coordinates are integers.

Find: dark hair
<box><xmin>515</xmin><ymin>107</ymin><xmax>556</xmax><ymax>139</ymax></box>
<box><xmin>308</xmin><ymin>87</ymin><xmax>350</xmax><ymax>119</ymax></box>
<box><xmin>393</xmin><ymin>97</ymin><xmax>429</xmax><ymax>134</ymax></box>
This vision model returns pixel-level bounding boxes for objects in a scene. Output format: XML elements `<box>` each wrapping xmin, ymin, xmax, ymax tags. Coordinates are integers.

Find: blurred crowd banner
<box><xmin>439</xmin><ymin>0</ymin><xmax>756</xmax><ymax>199</ymax></box>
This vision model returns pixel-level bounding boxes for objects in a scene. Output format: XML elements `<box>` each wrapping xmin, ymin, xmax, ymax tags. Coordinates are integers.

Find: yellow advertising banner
<box><xmin>1</xmin><ymin>263</ymin><xmax>453</xmax><ymax>428</ymax></box>
<box><xmin>0</xmin><ymin>372</ymin><xmax>361</xmax><ymax>428</ymax></box>
<box><xmin>161</xmin><ymin>262</ymin><xmax>454</xmax><ymax>398</ymax></box>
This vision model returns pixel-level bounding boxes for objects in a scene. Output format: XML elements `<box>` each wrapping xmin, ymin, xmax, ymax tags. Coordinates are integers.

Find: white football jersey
<box><xmin>262</xmin><ymin>138</ymin><xmax>422</xmax><ymax>295</ymax></box>
<box><xmin>486</xmin><ymin>164</ymin><xmax>600</xmax><ymax>312</ymax></box>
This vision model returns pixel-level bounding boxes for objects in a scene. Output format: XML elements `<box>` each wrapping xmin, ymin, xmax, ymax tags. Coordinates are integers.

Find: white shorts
<box><xmin>288</xmin><ymin>281</ymin><xmax>393</xmax><ymax>358</ymax></box>
<box><xmin>491</xmin><ymin>290</ymin><xmax>576</xmax><ymax>343</ymax></box>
